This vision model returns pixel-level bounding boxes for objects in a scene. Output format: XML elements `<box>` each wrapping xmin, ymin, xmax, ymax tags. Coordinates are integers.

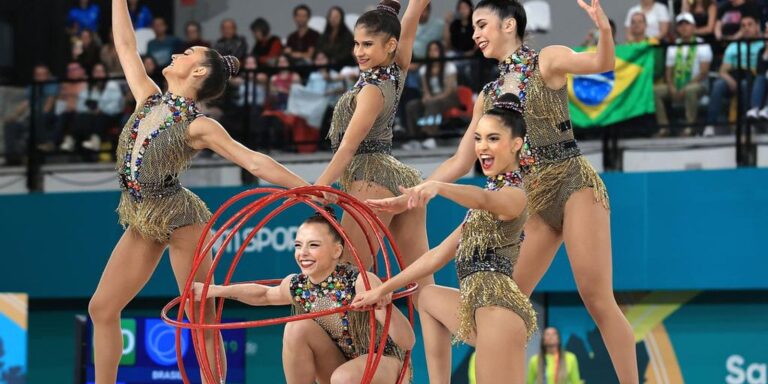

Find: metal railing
<box><xmin>5</xmin><ymin>40</ymin><xmax>766</xmax><ymax>191</ymax></box>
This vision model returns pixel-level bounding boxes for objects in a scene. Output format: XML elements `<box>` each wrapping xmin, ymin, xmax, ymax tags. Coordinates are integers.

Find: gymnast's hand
<box><xmin>366</xmin><ymin>194</ymin><xmax>410</xmax><ymax>214</ymax></box>
<box><xmin>399</xmin><ymin>181</ymin><xmax>440</xmax><ymax>209</ymax></box>
<box><xmin>192</xmin><ymin>282</ymin><xmax>218</xmax><ymax>301</ymax></box>
<box><xmin>312</xmin><ymin>183</ymin><xmax>339</xmax><ymax>205</ymax></box>
<box><xmin>577</xmin><ymin>0</ymin><xmax>609</xmax><ymax>31</ymax></box>
<box><xmin>351</xmin><ymin>286</ymin><xmax>391</xmax><ymax>310</ymax></box>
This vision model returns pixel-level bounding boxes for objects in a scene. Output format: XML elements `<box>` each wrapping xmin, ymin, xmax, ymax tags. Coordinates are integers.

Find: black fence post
<box><xmin>241</xmin><ymin>70</ymin><xmax>256</xmax><ymax>185</ymax></box>
<box><xmin>736</xmin><ymin>40</ymin><xmax>744</xmax><ymax>166</ymax></box>
<box><xmin>26</xmin><ymin>81</ymin><xmax>42</xmax><ymax>192</ymax></box>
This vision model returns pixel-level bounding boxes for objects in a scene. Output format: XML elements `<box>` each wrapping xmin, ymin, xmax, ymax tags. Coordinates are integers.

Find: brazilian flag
<box><xmin>568</xmin><ymin>43</ymin><xmax>655</xmax><ymax>127</ymax></box>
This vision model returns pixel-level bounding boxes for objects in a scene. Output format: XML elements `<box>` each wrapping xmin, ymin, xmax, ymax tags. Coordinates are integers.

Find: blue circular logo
<box><xmin>573</xmin><ymin>71</ymin><xmax>615</xmax><ymax>106</ymax></box>
<box><xmin>145</xmin><ymin>319</ymin><xmax>189</xmax><ymax>366</ymax></box>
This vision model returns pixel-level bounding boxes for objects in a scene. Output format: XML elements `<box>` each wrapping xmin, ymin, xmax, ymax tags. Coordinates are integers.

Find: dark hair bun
<box><xmin>222</xmin><ymin>55</ymin><xmax>240</xmax><ymax>78</ymax></box>
<box><xmin>313</xmin><ymin>206</ymin><xmax>338</xmax><ymax>221</ymax></box>
<box><xmin>493</xmin><ymin>92</ymin><xmax>524</xmax><ymax>114</ymax></box>
<box><xmin>377</xmin><ymin>0</ymin><xmax>401</xmax><ymax>16</ymax></box>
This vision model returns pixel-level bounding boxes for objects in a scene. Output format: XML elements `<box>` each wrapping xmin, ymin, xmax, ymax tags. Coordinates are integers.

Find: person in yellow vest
<box><xmin>466</xmin><ymin>326</ymin><xmax>582</xmax><ymax>384</ymax></box>
<box><xmin>527</xmin><ymin>327</ymin><xmax>583</xmax><ymax>384</ymax></box>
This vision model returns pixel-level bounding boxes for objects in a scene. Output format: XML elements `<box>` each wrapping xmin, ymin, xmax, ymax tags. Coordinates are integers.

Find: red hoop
<box><xmin>161</xmin><ymin>186</ymin><xmax>416</xmax><ymax>384</ymax></box>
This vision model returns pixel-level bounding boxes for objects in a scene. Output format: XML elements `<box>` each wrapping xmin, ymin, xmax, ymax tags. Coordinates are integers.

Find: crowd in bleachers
<box><xmin>625</xmin><ymin>0</ymin><xmax>768</xmax><ymax>137</ymax></box>
<box><xmin>5</xmin><ymin>0</ymin><xmax>768</xmax><ymax>166</ymax></box>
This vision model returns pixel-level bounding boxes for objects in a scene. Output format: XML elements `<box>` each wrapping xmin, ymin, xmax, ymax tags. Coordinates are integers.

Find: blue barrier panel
<box><xmin>544</xmin><ymin>291</ymin><xmax>768</xmax><ymax>383</ymax></box>
<box><xmin>2</xmin><ymin>168</ymin><xmax>767</xmax><ymax>298</ymax></box>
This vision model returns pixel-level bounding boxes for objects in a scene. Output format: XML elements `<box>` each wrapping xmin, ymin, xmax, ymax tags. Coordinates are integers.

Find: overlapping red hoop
<box><xmin>161</xmin><ymin>186</ymin><xmax>416</xmax><ymax>384</ymax></box>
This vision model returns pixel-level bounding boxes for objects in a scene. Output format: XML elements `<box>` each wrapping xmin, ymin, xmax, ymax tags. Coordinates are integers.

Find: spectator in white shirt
<box><xmin>625</xmin><ymin>0</ymin><xmax>670</xmax><ymax>41</ymax></box>
<box><xmin>653</xmin><ymin>13</ymin><xmax>712</xmax><ymax>137</ymax></box>
<box><xmin>403</xmin><ymin>41</ymin><xmax>460</xmax><ymax>150</ymax></box>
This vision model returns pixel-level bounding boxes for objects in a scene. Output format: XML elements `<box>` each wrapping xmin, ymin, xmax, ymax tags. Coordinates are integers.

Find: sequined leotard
<box><xmin>329</xmin><ymin>63</ymin><xmax>421</xmax><ymax>195</ymax></box>
<box><xmin>115</xmin><ymin>92</ymin><xmax>211</xmax><ymax>242</ymax></box>
<box><xmin>482</xmin><ymin>46</ymin><xmax>609</xmax><ymax>231</ymax></box>
<box><xmin>289</xmin><ymin>263</ymin><xmax>407</xmax><ymax>363</ymax></box>
<box><xmin>454</xmin><ymin>171</ymin><xmax>537</xmax><ymax>343</ymax></box>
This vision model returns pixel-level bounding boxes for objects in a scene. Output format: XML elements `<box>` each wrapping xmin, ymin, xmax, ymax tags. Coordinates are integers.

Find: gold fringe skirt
<box><xmin>456</xmin><ymin>271</ymin><xmax>537</xmax><ymax>344</ymax></box>
<box><xmin>116</xmin><ymin>187</ymin><xmax>212</xmax><ymax>243</ymax></box>
<box><xmin>340</xmin><ymin>153</ymin><xmax>422</xmax><ymax>196</ymax></box>
<box><xmin>348</xmin><ymin>310</ymin><xmax>413</xmax><ymax>383</ymax></box>
<box><xmin>524</xmin><ymin>155</ymin><xmax>609</xmax><ymax>231</ymax></box>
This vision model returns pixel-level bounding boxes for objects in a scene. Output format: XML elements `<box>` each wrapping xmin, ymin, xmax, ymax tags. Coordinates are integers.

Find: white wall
<box><xmin>623</xmin><ymin>147</ymin><xmax>738</xmax><ymax>172</ymax></box>
<box><xmin>757</xmin><ymin>145</ymin><xmax>768</xmax><ymax>167</ymax></box>
<box><xmin>527</xmin><ymin>0</ymin><xmax>637</xmax><ymax>49</ymax></box>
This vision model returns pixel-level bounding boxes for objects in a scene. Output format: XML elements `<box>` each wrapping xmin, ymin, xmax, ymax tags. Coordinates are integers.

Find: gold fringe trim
<box><xmin>456</xmin><ymin>210</ymin><xmax>520</xmax><ymax>260</ymax></box>
<box><xmin>525</xmin><ymin>156</ymin><xmax>609</xmax><ymax>217</ymax></box>
<box><xmin>340</xmin><ymin>153</ymin><xmax>422</xmax><ymax>196</ymax></box>
<box><xmin>117</xmin><ymin>188</ymin><xmax>211</xmax><ymax>243</ymax></box>
<box><xmin>349</xmin><ymin>309</ymin><xmax>412</xmax><ymax>383</ymax></box>
<box><xmin>349</xmin><ymin>310</ymin><xmax>408</xmax><ymax>362</ymax></box>
<box><xmin>455</xmin><ymin>272</ymin><xmax>537</xmax><ymax>344</ymax></box>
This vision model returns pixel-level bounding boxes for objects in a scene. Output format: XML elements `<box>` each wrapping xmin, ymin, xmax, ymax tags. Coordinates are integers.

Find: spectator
<box><xmin>654</xmin><ymin>13</ymin><xmax>713</xmax><ymax>137</ymax></box>
<box><xmin>234</xmin><ymin>55</ymin><xmax>269</xmax><ymax>108</ymax></box>
<box><xmin>121</xmin><ymin>55</ymin><xmax>160</xmax><ymax>113</ymax></box>
<box><xmin>624</xmin><ymin>0</ymin><xmax>670</xmax><ymax>41</ymax></box>
<box><xmin>305</xmin><ymin>52</ymin><xmax>345</xmax><ymax>103</ymax></box>
<box><xmin>285</xmin><ymin>4</ymin><xmax>320</xmax><ymax>65</ymax></box>
<box><xmin>526</xmin><ymin>327</ymin><xmax>583</xmax><ymax>384</ymax></box>
<box><xmin>446</xmin><ymin>0</ymin><xmax>475</xmax><ymax>56</ymax></box>
<box><xmin>56</xmin><ymin>61</ymin><xmax>88</xmax><ymax>152</ymax></box>
<box><xmin>250</xmin><ymin>18</ymin><xmax>283</xmax><ymax>66</ymax></box>
<box><xmin>305</xmin><ymin>52</ymin><xmax>346</xmax><ymax>139</ymax></box>
<box><xmin>338</xmin><ymin>65</ymin><xmax>360</xmax><ymax>89</ymax></box>
<box><xmin>404</xmin><ymin>41</ymin><xmax>460</xmax><ymax>150</ymax></box>
<box><xmin>3</xmin><ymin>64</ymin><xmax>59</xmax><ymax>164</ymax></box>
<box><xmin>225</xmin><ymin>56</ymin><xmax>268</xmax><ymax>145</ymax></box>
<box><xmin>127</xmin><ymin>0</ymin><xmax>153</xmax><ymax>29</ymax></box>
<box><xmin>625</xmin><ymin>12</ymin><xmax>659</xmax><ymax>44</ymax></box>
<box><xmin>682</xmin><ymin>0</ymin><xmax>717</xmax><ymax>44</ymax></box>
<box><xmin>269</xmin><ymin>54</ymin><xmax>301</xmax><ymax>111</ymax></box>
<box><xmin>141</xmin><ymin>55</ymin><xmax>159</xmax><ymax>80</ymax></box>
<box><xmin>446</xmin><ymin>0</ymin><xmax>477</xmax><ymax>85</ymax></box>
<box><xmin>705</xmin><ymin>15</ymin><xmax>764</xmax><ymax>136</ymax></box>
<box><xmin>74</xmin><ymin>62</ymin><xmax>124</xmax><ymax>154</ymax></box>
<box><xmin>413</xmin><ymin>3</ymin><xmax>445</xmax><ymax>61</ymax></box>
<box><xmin>74</xmin><ymin>28</ymin><xmax>102</xmax><ymax>72</ymax></box>
<box><xmin>214</xmin><ymin>18</ymin><xmax>248</xmax><ymax>61</ymax></box>
<box><xmin>400</xmin><ymin>3</ymin><xmax>445</xmax><ymax>132</ymax></box>
<box><xmin>180</xmin><ymin>21</ymin><xmax>210</xmax><ymax>52</ymax></box>
<box><xmin>317</xmin><ymin>6</ymin><xmax>355</xmax><ymax>67</ymax></box>
<box><xmin>100</xmin><ymin>29</ymin><xmax>123</xmax><ymax>76</ymax></box>
<box><xmin>146</xmin><ymin>17</ymin><xmax>181</xmax><ymax>68</ymax></box>
<box><xmin>715</xmin><ymin>0</ymin><xmax>762</xmax><ymax>40</ymax></box>
<box><xmin>66</xmin><ymin>0</ymin><xmax>100</xmax><ymax>36</ymax></box>
<box><xmin>746</xmin><ymin>27</ymin><xmax>768</xmax><ymax>119</ymax></box>
<box><xmin>582</xmin><ymin>19</ymin><xmax>617</xmax><ymax>46</ymax></box>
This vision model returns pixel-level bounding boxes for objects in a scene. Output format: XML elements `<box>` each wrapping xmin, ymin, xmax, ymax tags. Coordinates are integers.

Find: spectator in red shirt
<box><xmin>250</xmin><ymin>18</ymin><xmax>283</xmax><ymax>66</ymax></box>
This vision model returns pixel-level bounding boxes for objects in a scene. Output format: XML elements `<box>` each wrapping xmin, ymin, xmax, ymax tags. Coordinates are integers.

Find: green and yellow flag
<box><xmin>568</xmin><ymin>42</ymin><xmax>656</xmax><ymax>127</ymax></box>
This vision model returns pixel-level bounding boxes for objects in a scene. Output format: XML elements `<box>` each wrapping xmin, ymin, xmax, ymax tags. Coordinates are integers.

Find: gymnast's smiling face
<box><xmin>353</xmin><ymin>27</ymin><xmax>397</xmax><ymax>71</ymax></box>
<box><xmin>475</xmin><ymin>111</ymin><xmax>525</xmax><ymax>176</ymax></box>
<box><xmin>294</xmin><ymin>222</ymin><xmax>344</xmax><ymax>284</ymax></box>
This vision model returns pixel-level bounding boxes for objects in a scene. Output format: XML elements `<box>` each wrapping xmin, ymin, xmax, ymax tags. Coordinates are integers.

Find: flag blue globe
<box><xmin>573</xmin><ymin>71</ymin><xmax>615</xmax><ymax>106</ymax></box>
